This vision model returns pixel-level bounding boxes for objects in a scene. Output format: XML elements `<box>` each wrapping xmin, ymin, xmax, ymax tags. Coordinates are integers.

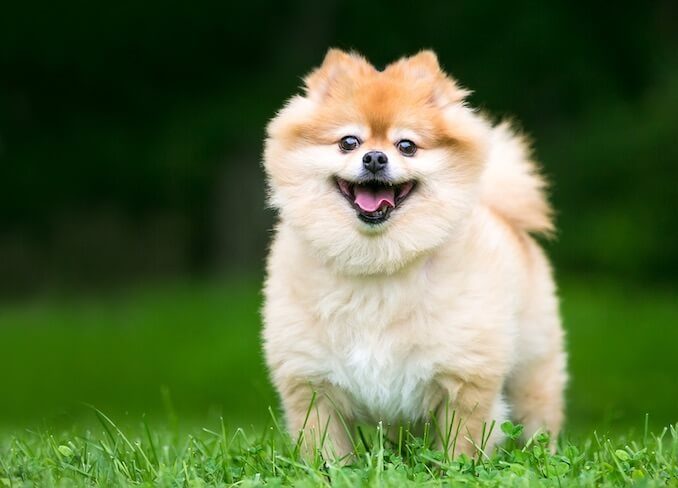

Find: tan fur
<box><xmin>481</xmin><ymin>122</ymin><xmax>554</xmax><ymax>235</ymax></box>
<box><xmin>262</xmin><ymin>49</ymin><xmax>566</xmax><ymax>462</ymax></box>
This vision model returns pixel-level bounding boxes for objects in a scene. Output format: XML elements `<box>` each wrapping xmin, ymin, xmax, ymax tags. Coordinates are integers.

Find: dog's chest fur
<box><xmin>328</xmin><ymin>329</ymin><xmax>436</xmax><ymax>422</ymax></box>
<box><xmin>314</xmin><ymin>274</ymin><xmax>440</xmax><ymax>423</ymax></box>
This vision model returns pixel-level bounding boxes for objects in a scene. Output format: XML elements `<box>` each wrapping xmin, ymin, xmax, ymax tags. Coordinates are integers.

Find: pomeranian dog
<box><xmin>262</xmin><ymin>49</ymin><xmax>566</xmax><ymax>461</ymax></box>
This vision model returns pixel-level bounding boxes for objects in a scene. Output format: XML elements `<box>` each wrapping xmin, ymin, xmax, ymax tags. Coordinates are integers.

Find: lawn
<box><xmin>0</xmin><ymin>274</ymin><xmax>676</xmax><ymax>485</ymax></box>
<box><xmin>1</xmin><ymin>413</ymin><xmax>676</xmax><ymax>486</ymax></box>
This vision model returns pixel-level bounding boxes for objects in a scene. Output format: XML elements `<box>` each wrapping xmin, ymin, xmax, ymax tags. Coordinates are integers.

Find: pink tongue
<box><xmin>354</xmin><ymin>186</ymin><xmax>395</xmax><ymax>212</ymax></box>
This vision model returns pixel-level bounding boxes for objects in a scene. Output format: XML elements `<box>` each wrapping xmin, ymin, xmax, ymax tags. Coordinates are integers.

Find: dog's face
<box><xmin>264</xmin><ymin>50</ymin><xmax>490</xmax><ymax>274</ymax></box>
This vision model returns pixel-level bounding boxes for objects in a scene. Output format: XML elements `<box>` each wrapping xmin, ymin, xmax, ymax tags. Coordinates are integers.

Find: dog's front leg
<box><xmin>280</xmin><ymin>381</ymin><xmax>354</xmax><ymax>463</ymax></box>
<box><xmin>434</xmin><ymin>376</ymin><xmax>507</xmax><ymax>459</ymax></box>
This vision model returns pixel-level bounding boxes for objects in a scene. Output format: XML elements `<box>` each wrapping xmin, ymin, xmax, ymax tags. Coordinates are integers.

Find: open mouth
<box><xmin>335</xmin><ymin>177</ymin><xmax>416</xmax><ymax>224</ymax></box>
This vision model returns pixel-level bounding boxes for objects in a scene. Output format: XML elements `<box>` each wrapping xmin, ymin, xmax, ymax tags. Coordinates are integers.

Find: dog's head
<box><xmin>264</xmin><ymin>49</ymin><xmax>490</xmax><ymax>275</ymax></box>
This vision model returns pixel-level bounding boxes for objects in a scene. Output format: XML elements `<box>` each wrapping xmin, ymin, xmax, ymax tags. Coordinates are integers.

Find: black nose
<box><xmin>362</xmin><ymin>151</ymin><xmax>388</xmax><ymax>173</ymax></box>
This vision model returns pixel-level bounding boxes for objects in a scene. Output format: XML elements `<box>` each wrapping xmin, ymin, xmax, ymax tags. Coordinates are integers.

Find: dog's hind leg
<box><xmin>506</xmin><ymin>349</ymin><xmax>567</xmax><ymax>444</ymax></box>
<box><xmin>506</xmin><ymin>239</ymin><xmax>567</xmax><ymax>446</ymax></box>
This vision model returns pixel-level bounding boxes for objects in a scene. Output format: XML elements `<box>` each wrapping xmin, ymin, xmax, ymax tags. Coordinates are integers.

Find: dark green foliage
<box><xmin>1</xmin><ymin>1</ymin><xmax>677</xmax><ymax>290</ymax></box>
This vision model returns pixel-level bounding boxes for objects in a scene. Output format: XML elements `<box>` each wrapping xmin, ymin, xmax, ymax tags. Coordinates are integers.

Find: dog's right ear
<box><xmin>303</xmin><ymin>49</ymin><xmax>374</xmax><ymax>100</ymax></box>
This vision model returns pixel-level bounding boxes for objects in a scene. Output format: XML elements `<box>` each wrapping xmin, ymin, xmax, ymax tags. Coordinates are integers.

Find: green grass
<box><xmin>1</xmin><ymin>412</ymin><xmax>677</xmax><ymax>486</ymax></box>
<box><xmin>0</xmin><ymin>274</ymin><xmax>676</xmax><ymax>485</ymax></box>
<box><xmin>0</xmin><ymin>278</ymin><xmax>274</xmax><ymax>428</ymax></box>
<box><xmin>0</xmin><ymin>274</ymin><xmax>675</xmax><ymax>431</ymax></box>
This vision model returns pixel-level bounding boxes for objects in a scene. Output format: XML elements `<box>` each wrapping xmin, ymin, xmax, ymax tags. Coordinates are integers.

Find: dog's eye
<box><xmin>396</xmin><ymin>139</ymin><xmax>417</xmax><ymax>156</ymax></box>
<box><xmin>339</xmin><ymin>136</ymin><xmax>361</xmax><ymax>152</ymax></box>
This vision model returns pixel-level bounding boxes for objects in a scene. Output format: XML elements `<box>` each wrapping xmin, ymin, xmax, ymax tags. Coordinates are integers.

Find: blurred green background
<box><xmin>0</xmin><ymin>1</ymin><xmax>676</xmax><ymax>434</ymax></box>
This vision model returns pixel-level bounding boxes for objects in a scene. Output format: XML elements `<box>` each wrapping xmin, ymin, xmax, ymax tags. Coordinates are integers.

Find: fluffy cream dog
<box><xmin>262</xmin><ymin>49</ymin><xmax>566</xmax><ymax>460</ymax></box>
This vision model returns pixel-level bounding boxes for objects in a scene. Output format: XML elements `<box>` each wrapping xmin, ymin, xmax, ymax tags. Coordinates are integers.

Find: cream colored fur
<box><xmin>262</xmin><ymin>49</ymin><xmax>567</xmax><ymax>461</ymax></box>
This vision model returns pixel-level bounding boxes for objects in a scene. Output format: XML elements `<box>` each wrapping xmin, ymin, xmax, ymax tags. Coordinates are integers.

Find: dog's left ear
<box><xmin>387</xmin><ymin>50</ymin><xmax>470</xmax><ymax>107</ymax></box>
<box><xmin>400</xmin><ymin>50</ymin><xmax>442</xmax><ymax>78</ymax></box>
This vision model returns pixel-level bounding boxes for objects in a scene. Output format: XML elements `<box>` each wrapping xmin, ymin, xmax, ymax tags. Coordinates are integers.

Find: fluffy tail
<box><xmin>479</xmin><ymin>122</ymin><xmax>554</xmax><ymax>236</ymax></box>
